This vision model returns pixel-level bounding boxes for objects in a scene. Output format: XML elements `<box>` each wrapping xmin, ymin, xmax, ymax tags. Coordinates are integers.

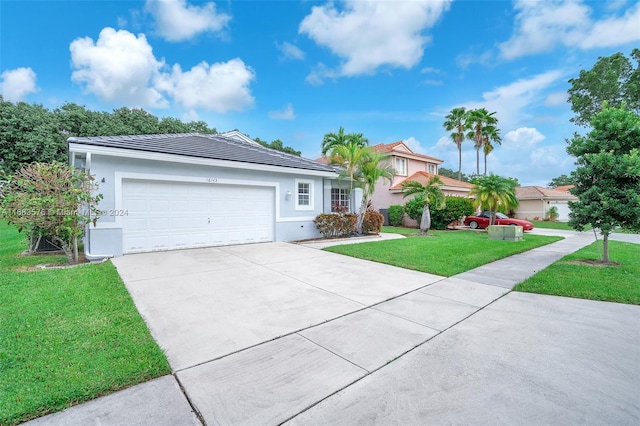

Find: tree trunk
<box><xmin>476</xmin><ymin>147</ymin><xmax>480</xmax><ymax>176</ymax></box>
<box><xmin>458</xmin><ymin>145</ymin><xmax>462</xmax><ymax>181</ymax></box>
<box><xmin>72</xmin><ymin>234</ymin><xmax>78</xmax><ymax>264</ymax></box>
<box><xmin>602</xmin><ymin>233</ymin><xmax>609</xmax><ymax>263</ymax></box>
<box><xmin>484</xmin><ymin>152</ymin><xmax>487</xmax><ymax>175</ymax></box>
<box><xmin>420</xmin><ymin>206</ymin><xmax>431</xmax><ymax>234</ymax></box>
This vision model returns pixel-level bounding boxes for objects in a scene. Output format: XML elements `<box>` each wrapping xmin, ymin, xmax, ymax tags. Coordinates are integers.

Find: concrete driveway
<box><xmin>112</xmin><ymin>242</ymin><xmax>444</xmax><ymax>371</ymax></box>
<box><xmin>34</xmin><ymin>234</ymin><xmax>639</xmax><ymax>425</ymax></box>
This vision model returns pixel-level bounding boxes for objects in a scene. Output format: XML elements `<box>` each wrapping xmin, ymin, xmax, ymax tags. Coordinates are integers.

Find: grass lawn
<box><xmin>381</xmin><ymin>226</ymin><xmax>421</xmax><ymax>235</ymax></box>
<box><xmin>514</xmin><ymin>241</ymin><xmax>640</xmax><ymax>305</ymax></box>
<box><xmin>326</xmin><ymin>230</ymin><xmax>562</xmax><ymax>277</ymax></box>
<box><xmin>531</xmin><ymin>221</ymin><xmax>575</xmax><ymax>230</ymax></box>
<box><xmin>0</xmin><ymin>223</ymin><xmax>170</xmax><ymax>425</ymax></box>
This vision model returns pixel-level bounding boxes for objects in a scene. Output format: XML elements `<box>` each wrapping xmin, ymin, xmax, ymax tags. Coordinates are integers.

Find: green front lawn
<box><xmin>381</xmin><ymin>226</ymin><xmax>421</xmax><ymax>235</ymax></box>
<box><xmin>531</xmin><ymin>221</ymin><xmax>575</xmax><ymax>230</ymax></box>
<box><xmin>514</xmin><ymin>241</ymin><xmax>640</xmax><ymax>305</ymax></box>
<box><xmin>0</xmin><ymin>223</ymin><xmax>170</xmax><ymax>425</ymax></box>
<box><xmin>326</xmin><ymin>231</ymin><xmax>562</xmax><ymax>277</ymax></box>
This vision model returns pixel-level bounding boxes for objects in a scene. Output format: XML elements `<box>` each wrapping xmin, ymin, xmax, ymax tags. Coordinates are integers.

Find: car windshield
<box><xmin>495</xmin><ymin>212</ymin><xmax>509</xmax><ymax>219</ymax></box>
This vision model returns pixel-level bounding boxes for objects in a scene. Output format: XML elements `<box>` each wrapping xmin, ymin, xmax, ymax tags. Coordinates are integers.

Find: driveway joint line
<box><xmin>172</xmin><ymin>373</ymin><xmax>206</xmax><ymax>426</ymax></box>
<box><xmin>296</xmin><ymin>332</ymin><xmax>370</xmax><ymax>373</ymax></box>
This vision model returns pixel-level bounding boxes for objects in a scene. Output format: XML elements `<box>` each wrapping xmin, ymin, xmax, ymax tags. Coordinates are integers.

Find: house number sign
<box><xmin>205</xmin><ymin>178</ymin><xmax>218</xmax><ymax>183</ymax></box>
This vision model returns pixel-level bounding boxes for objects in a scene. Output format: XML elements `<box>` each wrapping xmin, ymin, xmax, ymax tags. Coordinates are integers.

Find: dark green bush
<box><xmin>362</xmin><ymin>211</ymin><xmax>385</xmax><ymax>234</ymax></box>
<box><xmin>313</xmin><ymin>213</ymin><xmax>357</xmax><ymax>238</ymax></box>
<box><xmin>387</xmin><ymin>205</ymin><xmax>404</xmax><ymax>226</ymax></box>
<box><xmin>404</xmin><ymin>196</ymin><xmax>474</xmax><ymax>230</ymax></box>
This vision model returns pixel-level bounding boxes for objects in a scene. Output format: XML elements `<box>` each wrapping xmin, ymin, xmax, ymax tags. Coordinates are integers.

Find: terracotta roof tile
<box><xmin>390</xmin><ymin>171</ymin><xmax>474</xmax><ymax>190</ymax></box>
<box><xmin>516</xmin><ymin>186</ymin><xmax>577</xmax><ymax>199</ymax></box>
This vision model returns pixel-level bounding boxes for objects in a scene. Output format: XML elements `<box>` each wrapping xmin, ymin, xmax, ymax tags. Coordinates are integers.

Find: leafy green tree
<box><xmin>466</xmin><ymin>108</ymin><xmax>499</xmax><ymax>176</ymax></box>
<box><xmin>443</xmin><ymin>107</ymin><xmax>469</xmax><ymax>181</ymax></box>
<box><xmin>0</xmin><ymin>98</ymin><xmax>67</xmax><ymax>174</ymax></box>
<box><xmin>438</xmin><ymin>167</ymin><xmax>470</xmax><ymax>182</ymax></box>
<box><xmin>547</xmin><ymin>174</ymin><xmax>574</xmax><ymax>188</ymax></box>
<box><xmin>568</xmin><ymin>49</ymin><xmax>639</xmax><ymax>127</ymax></box>
<box><xmin>329</xmin><ymin>141</ymin><xmax>373</xmax><ymax>213</ymax></box>
<box><xmin>469</xmin><ymin>174</ymin><xmax>519</xmax><ymax>225</ymax></box>
<box><xmin>256</xmin><ymin>138</ymin><xmax>301</xmax><ymax>156</ymax></box>
<box><xmin>1</xmin><ymin>161</ymin><xmax>102</xmax><ymax>264</ymax></box>
<box><xmin>401</xmin><ymin>176</ymin><xmax>446</xmax><ymax>235</ymax></box>
<box><xmin>567</xmin><ymin>105</ymin><xmax>640</xmax><ymax>263</ymax></box>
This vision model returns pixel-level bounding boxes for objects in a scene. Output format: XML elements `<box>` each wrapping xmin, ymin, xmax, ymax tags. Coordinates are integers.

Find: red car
<box><xmin>464</xmin><ymin>211</ymin><xmax>534</xmax><ymax>231</ymax></box>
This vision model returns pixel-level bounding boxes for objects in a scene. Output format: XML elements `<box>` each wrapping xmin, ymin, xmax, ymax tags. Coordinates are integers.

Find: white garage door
<box><xmin>122</xmin><ymin>179</ymin><xmax>274</xmax><ymax>253</ymax></box>
<box><xmin>549</xmin><ymin>201</ymin><xmax>571</xmax><ymax>221</ymax></box>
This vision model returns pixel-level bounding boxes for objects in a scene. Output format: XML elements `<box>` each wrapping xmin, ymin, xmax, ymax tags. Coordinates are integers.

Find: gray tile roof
<box><xmin>68</xmin><ymin>133</ymin><xmax>336</xmax><ymax>173</ymax></box>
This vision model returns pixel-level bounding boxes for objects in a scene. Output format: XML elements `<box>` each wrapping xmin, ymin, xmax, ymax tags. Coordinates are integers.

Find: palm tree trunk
<box><xmin>420</xmin><ymin>206</ymin><xmax>431</xmax><ymax>234</ymax></box>
<box><xmin>458</xmin><ymin>144</ymin><xmax>462</xmax><ymax>181</ymax></box>
<box><xmin>476</xmin><ymin>147</ymin><xmax>480</xmax><ymax>176</ymax></box>
<box><xmin>484</xmin><ymin>151</ymin><xmax>487</xmax><ymax>175</ymax></box>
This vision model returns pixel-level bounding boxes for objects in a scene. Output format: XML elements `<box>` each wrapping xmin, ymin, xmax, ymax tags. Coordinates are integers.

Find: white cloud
<box><xmin>181</xmin><ymin>109</ymin><xmax>199</xmax><ymax>122</ymax></box>
<box><xmin>145</xmin><ymin>0</ymin><xmax>230</xmax><ymax>42</ymax></box>
<box><xmin>503</xmin><ymin>127</ymin><xmax>546</xmax><ymax>150</ymax></box>
<box><xmin>461</xmin><ymin>69</ymin><xmax>566</xmax><ymax>130</ymax></box>
<box><xmin>0</xmin><ymin>67</ymin><xmax>38</xmax><ymax>102</ymax></box>
<box><xmin>276</xmin><ymin>41</ymin><xmax>305</xmax><ymax>61</ymax></box>
<box><xmin>403</xmin><ymin>136</ymin><xmax>426</xmax><ymax>153</ymax></box>
<box><xmin>70</xmin><ymin>27</ymin><xmax>168</xmax><ymax>108</ymax></box>
<box><xmin>268</xmin><ymin>103</ymin><xmax>296</xmax><ymax>120</ymax></box>
<box><xmin>435</xmin><ymin>136</ymin><xmax>452</xmax><ymax>148</ymax></box>
<box><xmin>422</xmin><ymin>79</ymin><xmax>443</xmax><ymax>86</ymax></box>
<box><xmin>299</xmin><ymin>0</ymin><xmax>451</xmax><ymax>82</ymax></box>
<box><xmin>544</xmin><ymin>91</ymin><xmax>568</xmax><ymax>107</ymax></box>
<box><xmin>166</xmin><ymin>59</ymin><xmax>255</xmax><ymax>113</ymax></box>
<box><xmin>70</xmin><ymin>27</ymin><xmax>256</xmax><ymax>113</ymax></box>
<box><xmin>420</xmin><ymin>67</ymin><xmax>441</xmax><ymax>74</ymax></box>
<box><xmin>499</xmin><ymin>0</ymin><xmax>640</xmax><ymax>59</ymax></box>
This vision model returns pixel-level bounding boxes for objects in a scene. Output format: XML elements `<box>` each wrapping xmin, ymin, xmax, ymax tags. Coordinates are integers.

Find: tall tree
<box><xmin>568</xmin><ymin>48</ymin><xmax>640</xmax><ymax>127</ymax></box>
<box><xmin>328</xmin><ymin>141</ymin><xmax>372</xmax><ymax>213</ymax></box>
<box><xmin>482</xmin><ymin>125</ymin><xmax>501</xmax><ymax>175</ymax></box>
<box><xmin>0</xmin><ymin>98</ymin><xmax>67</xmax><ymax>174</ymax></box>
<box><xmin>547</xmin><ymin>174</ymin><xmax>574</xmax><ymax>188</ymax></box>
<box><xmin>401</xmin><ymin>177</ymin><xmax>446</xmax><ymax>235</ymax></box>
<box><xmin>567</xmin><ymin>105</ymin><xmax>640</xmax><ymax>263</ymax></box>
<box><xmin>466</xmin><ymin>108</ymin><xmax>498</xmax><ymax>176</ymax></box>
<box><xmin>469</xmin><ymin>174</ymin><xmax>519</xmax><ymax>225</ymax></box>
<box><xmin>443</xmin><ymin>107</ymin><xmax>469</xmax><ymax>181</ymax></box>
<box><xmin>438</xmin><ymin>167</ymin><xmax>470</xmax><ymax>182</ymax></box>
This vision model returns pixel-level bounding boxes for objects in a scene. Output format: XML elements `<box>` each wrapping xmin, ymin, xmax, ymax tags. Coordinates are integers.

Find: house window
<box><xmin>331</xmin><ymin>188</ymin><xmax>350</xmax><ymax>211</ymax></box>
<box><xmin>395</xmin><ymin>157</ymin><xmax>407</xmax><ymax>176</ymax></box>
<box><xmin>428</xmin><ymin>164</ymin><xmax>436</xmax><ymax>174</ymax></box>
<box><xmin>295</xmin><ymin>179</ymin><xmax>314</xmax><ymax>211</ymax></box>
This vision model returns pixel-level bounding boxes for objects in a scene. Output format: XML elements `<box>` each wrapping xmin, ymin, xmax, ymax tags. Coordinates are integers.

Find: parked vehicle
<box><xmin>464</xmin><ymin>211</ymin><xmax>534</xmax><ymax>231</ymax></box>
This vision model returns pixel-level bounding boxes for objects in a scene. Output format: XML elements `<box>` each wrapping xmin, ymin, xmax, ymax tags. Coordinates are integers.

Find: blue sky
<box><xmin>1</xmin><ymin>0</ymin><xmax>639</xmax><ymax>186</ymax></box>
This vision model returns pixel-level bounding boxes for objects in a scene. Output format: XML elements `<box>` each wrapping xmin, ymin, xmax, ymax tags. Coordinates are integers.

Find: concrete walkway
<box><xmin>27</xmin><ymin>230</ymin><xmax>640</xmax><ymax>425</ymax></box>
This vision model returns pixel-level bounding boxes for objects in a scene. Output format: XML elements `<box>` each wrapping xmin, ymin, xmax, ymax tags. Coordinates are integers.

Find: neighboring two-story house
<box><xmin>370</xmin><ymin>141</ymin><xmax>473</xmax><ymax>212</ymax></box>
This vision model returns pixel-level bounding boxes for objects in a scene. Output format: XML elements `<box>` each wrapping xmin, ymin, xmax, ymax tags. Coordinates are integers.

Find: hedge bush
<box><xmin>387</xmin><ymin>205</ymin><xmax>404</xmax><ymax>226</ymax></box>
<box><xmin>313</xmin><ymin>212</ymin><xmax>357</xmax><ymax>238</ymax></box>
<box><xmin>362</xmin><ymin>211</ymin><xmax>385</xmax><ymax>234</ymax></box>
<box><xmin>404</xmin><ymin>196</ymin><xmax>475</xmax><ymax>230</ymax></box>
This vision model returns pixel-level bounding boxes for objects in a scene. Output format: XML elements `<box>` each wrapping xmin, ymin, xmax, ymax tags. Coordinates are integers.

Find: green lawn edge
<box><xmin>325</xmin><ymin>230</ymin><xmax>562</xmax><ymax>277</ymax></box>
<box><xmin>0</xmin><ymin>223</ymin><xmax>171</xmax><ymax>425</ymax></box>
<box><xmin>514</xmin><ymin>240</ymin><xmax>640</xmax><ymax>305</ymax></box>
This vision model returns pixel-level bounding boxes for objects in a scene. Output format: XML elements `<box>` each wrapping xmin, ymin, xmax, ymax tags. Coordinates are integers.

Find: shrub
<box><xmin>362</xmin><ymin>211</ymin><xmax>384</xmax><ymax>234</ymax></box>
<box><xmin>404</xmin><ymin>195</ymin><xmax>425</xmax><ymax>224</ymax></box>
<box><xmin>313</xmin><ymin>212</ymin><xmax>357</xmax><ymax>238</ymax></box>
<box><xmin>405</xmin><ymin>196</ymin><xmax>474</xmax><ymax>230</ymax></box>
<box><xmin>546</xmin><ymin>206</ymin><xmax>559</xmax><ymax>221</ymax></box>
<box><xmin>431</xmin><ymin>197</ymin><xmax>475</xmax><ymax>230</ymax></box>
<box><xmin>387</xmin><ymin>205</ymin><xmax>404</xmax><ymax>226</ymax></box>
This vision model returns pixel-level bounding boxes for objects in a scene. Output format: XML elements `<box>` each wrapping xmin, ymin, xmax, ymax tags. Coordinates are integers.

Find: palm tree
<box><xmin>443</xmin><ymin>107</ymin><xmax>468</xmax><ymax>181</ymax></box>
<box><xmin>401</xmin><ymin>177</ymin><xmax>446</xmax><ymax>235</ymax></box>
<box><xmin>482</xmin><ymin>125</ymin><xmax>501</xmax><ymax>175</ymax></box>
<box><xmin>328</xmin><ymin>141</ymin><xmax>371</xmax><ymax>213</ymax></box>
<box><xmin>354</xmin><ymin>150</ymin><xmax>394</xmax><ymax>233</ymax></box>
<box><xmin>469</xmin><ymin>174</ymin><xmax>518</xmax><ymax>225</ymax></box>
<box><xmin>466</xmin><ymin>108</ymin><xmax>498</xmax><ymax>176</ymax></box>
<box><xmin>321</xmin><ymin>127</ymin><xmax>368</xmax><ymax>156</ymax></box>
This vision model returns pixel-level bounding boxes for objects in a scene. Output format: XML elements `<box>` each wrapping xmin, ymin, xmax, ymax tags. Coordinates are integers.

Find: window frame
<box><xmin>295</xmin><ymin>179</ymin><xmax>314</xmax><ymax>211</ymax></box>
<box><xmin>330</xmin><ymin>187</ymin><xmax>350</xmax><ymax>211</ymax></box>
<box><xmin>395</xmin><ymin>157</ymin><xmax>407</xmax><ymax>176</ymax></box>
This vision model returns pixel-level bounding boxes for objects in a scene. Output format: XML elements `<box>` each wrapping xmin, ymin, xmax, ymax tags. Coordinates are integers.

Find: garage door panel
<box><xmin>122</xmin><ymin>180</ymin><xmax>274</xmax><ymax>253</ymax></box>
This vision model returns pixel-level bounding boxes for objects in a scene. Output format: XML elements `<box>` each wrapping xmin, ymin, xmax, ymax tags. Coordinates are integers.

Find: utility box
<box><xmin>488</xmin><ymin>225</ymin><xmax>523</xmax><ymax>241</ymax></box>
